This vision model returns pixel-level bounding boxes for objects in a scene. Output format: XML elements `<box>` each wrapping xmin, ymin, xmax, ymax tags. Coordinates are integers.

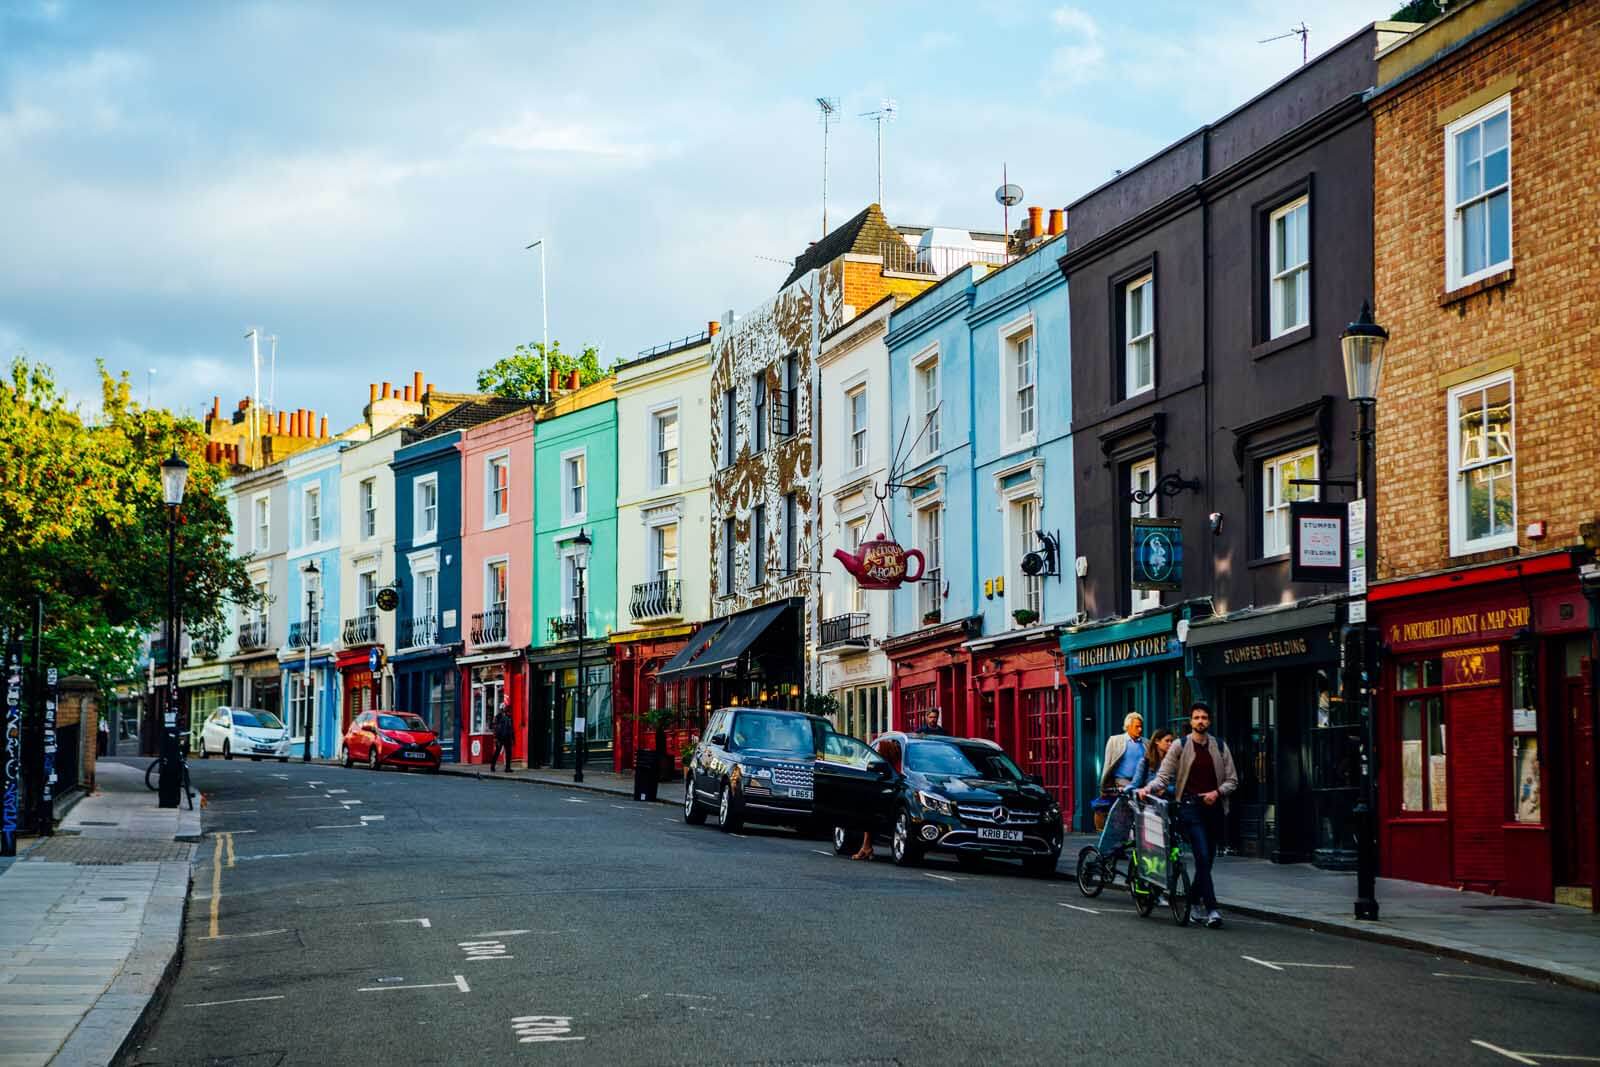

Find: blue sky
<box><xmin>2</xmin><ymin>1</ymin><xmax>1387</xmax><ymax>427</ymax></box>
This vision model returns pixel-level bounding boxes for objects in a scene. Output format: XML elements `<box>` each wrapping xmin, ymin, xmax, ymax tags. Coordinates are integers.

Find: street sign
<box><xmin>1348</xmin><ymin>565</ymin><xmax>1367</xmax><ymax>596</ymax></box>
<box><xmin>1290</xmin><ymin>501</ymin><xmax>1347</xmax><ymax>583</ymax></box>
<box><xmin>1347</xmin><ymin>499</ymin><xmax>1367</xmax><ymax>546</ymax></box>
<box><xmin>1131</xmin><ymin>518</ymin><xmax>1183</xmax><ymax>591</ymax></box>
<box><xmin>1348</xmin><ymin>599</ymin><xmax>1367</xmax><ymax>624</ymax></box>
<box><xmin>368</xmin><ymin>646</ymin><xmax>384</xmax><ymax>673</ymax></box>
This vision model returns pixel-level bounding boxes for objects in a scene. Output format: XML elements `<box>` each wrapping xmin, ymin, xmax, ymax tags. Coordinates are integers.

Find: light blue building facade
<box><xmin>279</xmin><ymin>441</ymin><xmax>345</xmax><ymax>759</ymax></box>
<box><xmin>882</xmin><ymin>238</ymin><xmax>1079</xmax><ymax>815</ymax></box>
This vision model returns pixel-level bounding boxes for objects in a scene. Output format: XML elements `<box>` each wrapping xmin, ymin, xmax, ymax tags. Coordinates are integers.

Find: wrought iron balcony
<box><xmin>471</xmin><ymin>606</ymin><xmax>508</xmax><ymax>646</ymax></box>
<box><xmin>191</xmin><ymin>637</ymin><xmax>218</xmax><ymax>660</ymax></box>
<box><xmin>819</xmin><ymin>612</ymin><xmax>871</xmax><ymax>651</ymax></box>
<box><xmin>342</xmin><ymin>612</ymin><xmax>379</xmax><ymax>646</ymax></box>
<box><xmin>237</xmin><ymin>619</ymin><xmax>270</xmax><ymax>652</ymax></box>
<box><xmin>400</xmin><ymin>615</ymin><xmax>438</xmax><ymax>649</ymax></box>
<box><xmin>287</xmin><ymin>614</ymin><xmax>321</xmax><ymax>649</ymax></box>
<box><xmin>630</xmin><ymin>577</ymin><xmax>682</xmax><ymax>622</ymax></box>
<box><xmin>548</xmin><ymin>614</ymin><xmax>582</xmax><ymax>642</ymax></box>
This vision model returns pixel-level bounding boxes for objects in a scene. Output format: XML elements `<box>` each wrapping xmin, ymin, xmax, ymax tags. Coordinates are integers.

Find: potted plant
<box><xmin>1012</xmin><ymin>608</ymin><xmax>1039</xmax><ymax>627</ymax></box>
<box><xmin>922</xmin><ymin>609</ymin><xmax>942</xmax><ymax>625</ymax></box>
<box><xmin>642</xmin><ymin>706</ymin><xmax>685</xmax><ymax>780</ymax></box>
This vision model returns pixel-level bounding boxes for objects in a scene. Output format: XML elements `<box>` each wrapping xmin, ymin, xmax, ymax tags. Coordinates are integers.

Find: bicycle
<box><xmin>1128</xmin><ymin>793</ymin><xmax>1192</xmax><ymax>926</ymax></box>
<box><xmin>144</xmin><ymin>755</ymin><xmax>196</xmax><ymax>810</ymax></box>
<box><xmin>1075</xmin><ymin>792</ymin><xmax>1137</xmax><ymax>897</ymax></box>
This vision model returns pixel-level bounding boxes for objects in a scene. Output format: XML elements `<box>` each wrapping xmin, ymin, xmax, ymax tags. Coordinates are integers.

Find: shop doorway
<box><xmin>1552</xmin><ymin>642</ymin><xmax>1595</xmax><ymax>906</ymax></box>
<box><xmin>1221</xmin><ymin>681</ymin><xmax>1276</xmax><ymax>859</ymax></box>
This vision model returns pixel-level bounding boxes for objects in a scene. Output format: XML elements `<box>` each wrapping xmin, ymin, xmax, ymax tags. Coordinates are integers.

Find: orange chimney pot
<box><xmin>1027</xmin><ymin>206</ymin><xmax>1044</xmax><ymax>239</ymax></box>
<box><xmin>412</xmin><ymin>370</ymin><xmax>423</xmax><ymax>398</ymax></box>
<box><xmin>380</xmin><ymin>382</ymin><xmax>392</xmax><ymax>400</ymax></box>
<box><xmin>369</xmin><ymin>383</ymin><xmax>379</xmax><ymax>405</ymax></box>
<box><xmin>403</xmin><ymin>385</ymin><xmax>414</xmax><ymax>402</ymax></box>
<box><xmin>708</xmin><ymin>320</ymin><xmax>720</xmax><ymax>337</ymax></box>
<box><xmin>1048</xmin><ymin>208</ymin><xmax>1065</xmax><ymax>235</ymax></box>
<box><xmin>319</xmin><ymin>416</ymin><xmax>329</xmax><ymax>439</ymax></box>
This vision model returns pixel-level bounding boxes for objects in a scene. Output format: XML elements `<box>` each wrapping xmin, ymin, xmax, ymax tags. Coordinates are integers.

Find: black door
<box><xmin>1222</xmin><ymin>680</ymin><xmax>1276</xmax><ymax>858</ymax></box>
<box><xmin>813</xmin><ymin>733</ymin><xmax>896</xmax><ymax>832</ymax></box>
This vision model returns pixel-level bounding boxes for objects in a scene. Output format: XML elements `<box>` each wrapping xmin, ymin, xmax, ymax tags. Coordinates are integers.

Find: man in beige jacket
<box><xmin>1140</xmin><ymin>701</ymin><xmax>1236</xmax><ymax>928</ymax></box>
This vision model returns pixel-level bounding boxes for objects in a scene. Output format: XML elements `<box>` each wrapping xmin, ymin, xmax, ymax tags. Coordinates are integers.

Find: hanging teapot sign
<box><xmin>834</xmin><ymin>533</ymin><xmax>925</xmax><ymax>591</ymax></box>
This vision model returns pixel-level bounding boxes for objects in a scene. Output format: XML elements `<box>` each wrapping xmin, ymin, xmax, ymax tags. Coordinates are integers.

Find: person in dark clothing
<box><xmin>920</xmin><ymin>707</ymin><xmax>949</xmax><ymax>736</ymax></box>
<box><xmin>491</xmin><ymin>703</ymin><xmax>514</xmax><ymax>772</ymax></box>
<box><xmin>1140</xmin><ymin>702</ymin><xmax>1237</xmax><ymax>928</ymax></box>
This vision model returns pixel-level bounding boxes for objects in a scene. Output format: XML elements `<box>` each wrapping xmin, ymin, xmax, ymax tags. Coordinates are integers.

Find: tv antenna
<box><xmin>817</xmin><ymin>97</ymin><xmax>839</xmax><ymax>236</ymax></box>
<box><xmin>995</xmin><ymin>167</ymin><xmax>1023</xmax><ymax>261</ymax></box>
<box><xmin>861</xmin><ymin>98</ymin><xmax>897</xmax><ymax>208</ymax></box>
<box><xmin>1260</xmin><ymin>22</ymin><xmax>1310</xmax><ymax>65</ymax></box>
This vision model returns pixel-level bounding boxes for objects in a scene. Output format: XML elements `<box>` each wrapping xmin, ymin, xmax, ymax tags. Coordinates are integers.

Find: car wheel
<box><xmin>223</xmin><ymin>741</ymin><xmax>233</xmax><ymax>761</ymax></box>
<box><xmin>891</xmin><ymin>810</ymin><xmax>921</xmax><ymax>867</ymax></box>
<box><xmin>200</xmin><ymin>739</ymin><xmax>209</xmax><ymax>759</ymax></box>
<box><xmin>368</xmin><ymin>747</ymin><xmax>381</xmax><ymax>772</ymax></box>
<box><xmin>1075</xmin><ymin>846</ymin><xmax>1106</xmax><ymax>898</ymax></box>
<box><xmin>683</xmin><ymin>777</ymin><xmax>708</xmax><ymax>825</ymax></box>
<box><xmin>833</xmin><ymin>825</ymin><xmax>865</xmax><ymax>855</ymax></box>
<box><xmin>1024</xmin><ymin>853</ymin><xmax>1058</xmax><ymax>878</ymax></box>
<box><xmin>717</xmin><ymin>784</ymin><xmax>742</xmax><ymax>833</ymax></box>
<box><xmin>342</xmin><ymin>745</ymin><xmax>354</xmax><ymax>770</ymax></box>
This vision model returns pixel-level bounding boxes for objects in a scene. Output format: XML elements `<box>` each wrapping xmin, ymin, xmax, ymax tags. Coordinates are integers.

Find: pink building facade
<box><xmin>457</xmin><ymin>409</ymin><xmax>536</xmax><ymax>766</ymax></box>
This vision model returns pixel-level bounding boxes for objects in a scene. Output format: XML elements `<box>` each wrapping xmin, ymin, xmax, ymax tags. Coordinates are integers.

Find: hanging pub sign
<box><xmin>834</xmin><ymin>533</ymin><xmax>925</xmax><ymax>590</ymax></box>
<box><xmin>1290</xmin><ymin>501</ymin><xmax>1347</xmax><ymax>583</ymax></box>
<box><xmin>1130</xmin><ymin>518</ymin><xmax>1182</xmax><ymax>592</ymax></box>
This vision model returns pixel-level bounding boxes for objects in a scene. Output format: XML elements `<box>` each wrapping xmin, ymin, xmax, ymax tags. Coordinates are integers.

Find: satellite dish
<box><xmin>995</xmin><ymin>184</ymin><xmax>1024</xmax><ymax>207</ymax></box>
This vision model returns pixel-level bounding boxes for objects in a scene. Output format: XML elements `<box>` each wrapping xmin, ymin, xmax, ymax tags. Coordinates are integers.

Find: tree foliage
<box><xmin>1390</xmin><ymin>0</ymin><xmax>1444</xmax><ymax>21</ymax></box>
<box><xmin>476</xmin><ymin>341</ymin><xmax>609</xmax><ymax>403</ymax></box>
<box><xmin>0</xmin><ymin>358</ymin><xmax>258</xmax><ymax>698</ymax></box>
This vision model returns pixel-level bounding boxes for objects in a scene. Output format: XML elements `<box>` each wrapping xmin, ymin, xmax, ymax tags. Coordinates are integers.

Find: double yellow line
<box><xmin>208</xmin><ymin>831</ymin><xmax>236</xmax><ymax>938</ymax></box>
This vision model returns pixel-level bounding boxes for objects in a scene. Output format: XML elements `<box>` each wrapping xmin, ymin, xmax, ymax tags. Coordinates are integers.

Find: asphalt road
<box><xmin>120</xmin><ymin>758</ymin><xmax>1599</xmax><ymax>1066</ymax></box>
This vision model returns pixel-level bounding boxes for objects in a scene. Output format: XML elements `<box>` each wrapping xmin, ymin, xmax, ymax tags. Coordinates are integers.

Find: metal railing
<box><xmin>820</xmin><ymin>612</ymin><xmax>871</xmax><ymax>650</ymax></box>
<box><xmin>919</xmin><ymin>567</ymin><xmax>943</xmax><ymax>623</ymax></box>
<box><xmin>548</xmin><ymin>614</ymin><xmax>582</xmax><ymax>642</ymax></box>
<box><xmin>400</xmin><ymin>615</ymin><xmax>438</xmax><ymax>649</ymax></box>
<box><xmin>471</xmin><ymin>606</ymin><xmax>508</xmax><ymax>646</ymax></box>
<box><xmin>630</xmin><ymin>577</ymin><xmax>683</xmax><ymax>622</ymax></box>
<box><xmin>880</xmin><ymin>241</ymin><xmax>1007</xmax><ymax>278</ymax></box>
<box><xmin>342</xmin><ymin>612</ymin><xmax>378</xmax><ymax>646</ymax></box>
<box><xmin>288</xmin><ymin>614</ymin><xmax>321</xmax><ymax>649</ymax></box>
<box><xmin>635</xmin><ymin>329</ymin><xmax>711</xmax><ymax>360</ymax></box>
<box><xmin>237</xmin><ymin>619</ymin><xmax>270</xmax><ymax>652</ymax></box>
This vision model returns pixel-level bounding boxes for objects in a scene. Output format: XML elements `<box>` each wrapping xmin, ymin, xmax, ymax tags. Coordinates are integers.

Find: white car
<box><xmin>200</xmin><ymin>707</ymin><xmax>292</xmax><ymax>761</ymax></box>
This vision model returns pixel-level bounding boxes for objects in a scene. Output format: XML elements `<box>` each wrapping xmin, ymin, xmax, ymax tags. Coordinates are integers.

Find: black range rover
<box><xmin>816</xmin><ymin>731</ymin><xmax>1063</xmax><ymax>876</ymax></box>
<box><xmin>682</xmin><ymin>707</ymin><xmax>829</xmax><ymax>833</ymax></box>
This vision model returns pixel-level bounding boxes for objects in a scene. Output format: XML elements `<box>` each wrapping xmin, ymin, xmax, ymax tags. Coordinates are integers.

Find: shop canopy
<box><xmin>655</xmin><ymin>602</ymin><xmax>790</xmax><ymax>682</ymax></box>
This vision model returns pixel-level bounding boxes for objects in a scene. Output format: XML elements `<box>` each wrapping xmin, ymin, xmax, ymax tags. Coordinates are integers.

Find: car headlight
<box><xmin>916</xmin><ymin>790</ymin><xmax>954</xmax><ymax>816</ymax></box>
<box><xmin>748</xmin><ymin>767</ymin><xmax>772</xmax><ymax>779</ymax></box>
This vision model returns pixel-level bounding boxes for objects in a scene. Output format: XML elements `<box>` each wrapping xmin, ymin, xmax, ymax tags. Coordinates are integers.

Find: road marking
<box><xmin>1058</xmin><ymin>902</ymin><xmax>1100</xmax><ymax>915</ymax></box>
<box><xmin>730</xmin><ymin>833</ymin><xmax>748</xmax><ymax>839</ymax></box>
<box><xmin>198</xmin><ymin>928</ymin><xmax>290</xmax><ymax>942</ymax></box>
<box><xmin>215</xmin><ymin>828</ymin><xmax>257</xmax><ymax>835</ymax></box>
<box><xmin>664</xmin><ymin>818</ymin><xmax>678</xmax><ymax>824</ymax></box>
<box><xmin>664</xmin><ymin>993</ymin><xmax>715</xmax><ymax>1000</ymax></box>
<box><xmin>460</xmin><ymin>940</ymin><xmax>513</xmax><ymax>961</ymax></box>
<box><xmin>224</xmin><ymin>833</ymin><xmax>236</xmax><ymax>868</ymax></box>
<box><xmin>358</xmin><ymin>917</ymin><xmax>431</xmax><ymax>929</ymax></box>
<box><xmin>359</xmin><ymin>815</ymin><xmax>385</xmax><ymax>822</ymax></box>
<box><xmin>811</xmin><ymin>849</ymin><xmax>833</xmax><ymax>856</ymax></box>
<box><xmin>208</xmin><ymin>835</ymin><xmax>224</xmax><ymax>938</ymax></box>
<box><xmin>312</xmin><ymin>823</ymin><xmax>366</xmax><ymax>829</ymax></box>
<box><xmin>923</xmin><ymin>873</ymin><xmax>958</xmax><ymax>883</ymax></box>
<box><xmin>1241</xmin><ymin>956</ymin><xmax>1354</xmax><ymax>972</ymax></box>
<box><xmin>271</xmin><ymin>774</ymin><xmax>289</xmax><ymax>779</ymax></box>
<box><xmin>185</xmin><ymin>994</ymin><xmax>286</xmax><ymax>1008</ymax></box>
<box><xmin>326</xmin><ymin>789</ymin><xmax>349</xmax><ymax>794</ymax></box>
<box><xmin>339</xmin><ymin>799</ymin><xmax>364</xmax><ymax>806</ymax></box>
<box><xmin>473</xmin><ymin>929</ymin><xmax>531</xmax><ymax>938</ymax></box>
<box><xmin>357</xmin><ymin>975</ymin><xmax>470</xmax><ymax>993</ymax></box>
<box><xmin>564</xmin><ymin>797</ymin><xmax>587</xmax><ymax>804</ymax></box>
<box><xmin>512</xmin><ymin>1016</ymin><xmax>585</xmax><ymax>1044</ymax></box>
<box><xmin>212</xmin><ymin>809</ymin><xmax>259</xmax><ymax>814</ymax></box>
<box><xmin>308</xmin><ymin>780</ymin><xmax>324</xmax><ymax>786</ymax></box>
<box><xmin>1470</xmin><ymin>1040</ymin><xmax>1600</xmax><ymax>1064</ymax></box>
<box><xmin>1434</xmin><ymin>972</ymin><xmax>1537</xmax><ymax>985</ymax></box>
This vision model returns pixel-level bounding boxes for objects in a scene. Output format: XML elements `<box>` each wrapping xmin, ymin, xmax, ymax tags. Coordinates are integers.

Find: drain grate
<box><xmin>79</xmin><ymin>820</ymin><xmax>120</xmax><ymax>826</ymax></box>
<box><xmin>99</xmin><ymin>896</ymin><xmax>128</xmax><ymax>902</ymax></box>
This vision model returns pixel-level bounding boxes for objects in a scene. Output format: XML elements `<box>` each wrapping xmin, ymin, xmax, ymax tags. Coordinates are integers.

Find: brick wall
<box><xmin>1371</xmin><ymin>0</ymin><xmax>1600</xmax><ymax>580</ymax></box>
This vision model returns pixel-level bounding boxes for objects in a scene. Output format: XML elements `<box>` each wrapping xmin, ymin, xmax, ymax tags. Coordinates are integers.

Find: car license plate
<box><xmin>253</xmin><ymin>745</ymin><xmax>273</xmax><ymax>752</ymax></box>
<box><xmin>977</xmin><ymin>828</ymin><xmax>1023</xmax><ymax>842</ymax></box>
<box><xmin>788</xmin><ymin>788</ymin><xmax>813</xmax><ymax>800</ymax></box>
<box><xmin>403</xmin><ymin>751</ymin><xmax>425</xmax><ymax>759</ymax></box>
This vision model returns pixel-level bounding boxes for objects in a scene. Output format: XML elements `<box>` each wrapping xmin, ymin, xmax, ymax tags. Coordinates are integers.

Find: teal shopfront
<box><xmin>1060</xmin><ymin>610</ymin><xmax>1190</xmax><ymax>832</ymax></box>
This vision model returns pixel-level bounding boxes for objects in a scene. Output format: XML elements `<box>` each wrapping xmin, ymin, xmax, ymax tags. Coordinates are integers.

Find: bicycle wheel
<box><xmin>1130</xmin><ymin>874</ymin><xmax>1157</xmax><ymax>917</ymax></box>
<box><xmin>1169</xmin><ymin>863</ymin><xmax>1193</xmax><ymax>926</ymax></box>
<box><xmin>1075</xmin><ymin>846</ymin><xmax>1106</xmax><ymax>898</ymax></box>
<box><xmin>145</xmin><ymin>759</ymin><xmax>160</xmax><ymax>791</ymax></box>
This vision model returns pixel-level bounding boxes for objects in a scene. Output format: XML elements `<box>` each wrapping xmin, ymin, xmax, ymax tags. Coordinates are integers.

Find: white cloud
<box><xmin>1044</xmin><ymin>5</ymin><xmax>1105</xmax><ymax>88</ymax></box>
<box><xmin>470</xmin><ymin>111</ymin><xmax>658</xmax><ymax>161</ymax></box>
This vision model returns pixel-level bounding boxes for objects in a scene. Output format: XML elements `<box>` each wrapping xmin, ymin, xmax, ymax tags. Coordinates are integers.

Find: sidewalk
<box><xmin>0</xmin><ymin>761</ymin><xmax>197</xmax><ymax>1067</ymax></box>
<box><xmin>436</xmin><ymin>760</ymin><xmax>665</xmax><ymax>801</ymax></box>
<box><xmin>1065</xmin><ymin>832</ymin><xmax>1600</xmax><ymax>991</ymax></box>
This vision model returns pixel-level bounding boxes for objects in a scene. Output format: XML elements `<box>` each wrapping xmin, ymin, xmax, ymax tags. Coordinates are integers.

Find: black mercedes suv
<box><xmin>815</xmin><ymin>731</ymin><xmax>1063</xmax><ymax>875</ymax></box>
<box><xmin>682</xmin><ymin>707</ymin><xmax>830</xmax><ymax>833</ymax></box>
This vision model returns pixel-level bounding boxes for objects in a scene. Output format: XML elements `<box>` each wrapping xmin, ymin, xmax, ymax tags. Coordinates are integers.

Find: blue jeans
<box><xmin>1178</xmin><ymin>800</ymin><xmax>1223</xmax><ymax>909</ymax></box>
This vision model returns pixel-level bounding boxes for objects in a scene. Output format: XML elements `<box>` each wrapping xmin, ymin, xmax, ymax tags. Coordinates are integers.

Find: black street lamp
<box><xmin>1341</xmin><ymin>300</ymin><xmax>1388</xmax><ymax>922</ymax></box>
<box><xmin>302</xmin><ymin>559</ymin><xmax>318</xmax><ymax>763</ymax></box>
<box><xmin>158</xmin><ymin>452</ymin><xmax>189</xmax><ymax>809</ymax></box>
<box><xmin>572</xmin><ymin>528</ymin><xmax>592</xmax><ymax>784</ymax></box>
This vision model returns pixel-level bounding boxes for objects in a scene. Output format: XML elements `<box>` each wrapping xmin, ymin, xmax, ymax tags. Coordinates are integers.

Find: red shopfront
<box><xmin>884</xmin><ymin>617</ymin><xmax>1074</xmax><ymax>821</ymax></box>
<box><xmin>458</xmin><ymin>651</ymin><xmax>527</xmax><ymax>767</ymax></box>
<box><xmin>335</xmin><ymin>650</ymin><xmax>377</xmax><ymax>737</ymax></box>
<box><xmin>1371</xmin><ymin>551</ymin><xmax>1596</xmax><ymax>908</ymax></box>
<box><xmin>611</xmin><ymin>626</ymin><xmax>703</xmax><ymax>775</ymax></box>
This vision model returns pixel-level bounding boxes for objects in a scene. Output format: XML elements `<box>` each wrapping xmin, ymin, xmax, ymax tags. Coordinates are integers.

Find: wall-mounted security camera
<box><xmin>1074</xmin><ymin>555</ymin><xmax>1089</xmax><ymax>578</ymax></box>
<box><xmin>1209</xmin><ymin>512</ymin><xmax>1224</xmax><ymax>535</ymax></box>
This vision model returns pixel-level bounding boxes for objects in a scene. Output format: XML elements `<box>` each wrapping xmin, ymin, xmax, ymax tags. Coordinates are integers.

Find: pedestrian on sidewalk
<box><xmin>1127</xmin><ymin>728</ymin><xmax>1174</xmax><ymax>798</ymax></box>
<box><xmin>1140</xmin><ymin>702</ymin><xmax>1236</xmax><ymax>929</ymax></box>
<box><xmin>1096</xmin><ymin>711</ymin><xmax>1145</xmax><ymax>829</ymax></box>
<box><xmin>919</xmin><ymin>707</ymin><xmax>948</xmax><ymax>736</ymax></box>
<box><xmin>491</xmin><ymin>702</ymin><xmax>514</xmax><ymax>773</ymax></box>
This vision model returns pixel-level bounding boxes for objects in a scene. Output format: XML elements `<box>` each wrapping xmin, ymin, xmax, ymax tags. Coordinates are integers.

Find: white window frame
<box><xmin>999</xmin><ymin>315</ymin><xmax>1037</xmax><ymax>452</ymax></box>
<box><xmin>252</xmin><ymin>492</ymin><xmax>271</xmax><ymax>553</ymax></box>
<box><xmin>1269</xmin><ymin>196</ymin><xmax>1310</xmax><ymax>338</ymax></box>
<box><xmin>303</xmin><ymin>485</ymin><xmax>321</xmax><ymax>545</ymax></box>
<box><xmin>1444</xmin><ymin>94</ymin><xmax>1513</xmax><ymax>293</ymax></box>
<box><xmin>358</xmin><ymin>478</ymin><xmax>376</xmax><ymax>540</ymax></box>
<box><xmin>912</xmin><ymin>345</ymin><xmax>940</xmax><ymax>458</ymax></box>
<box><xmin>846</xmin><ymin>518</ymin><xmax>866</xmax><ymax>613</ymax></box>
<box><xmin>561</xmin><ymin>448</ymin><xmax>587</xmax><ymax>525</ymax></box>
<box><xmin>1124</xmin><ymin>275</ymin><xmax>1154</xmax><ymax>398</ymax></box>
<box><xmin>484</xmin><ymin>556</ymin><xmax>509</xmax><ymax>614</ymax></box>
<box><xmin>650</xmin><ymin>403</ymin><xmax>680</xmax><ymax>489</ymax></box>
<box><xmin>846</xmin><ymin>384</ymin><xmax>868</xmax><ymax>472</ymax></box>
<box><xmin>1004</xmin><ymin>491</ymin><xmax>1042</xmax><ymax>623</ymax></box>
<box><xmin>1130</xmin><ymin>458</ymin><xmax>1159</xmax><ymax>612</ymax></box>
<box><xmin>1261</xmin><ymin>446</ymin><xmax>1319</xmax><ymax>559</ymax></box>
<box><xmin>560</xmin><ymin>549</ymin><xmax>581</xmax><ymax>619</ymax></box>
<box><xmin>484</xmin><ymin>451</ymin><xmax>510</xmax><ymax>528</ymax></box>
<box><xmin>917</xmin><ymin>501</ymin><xmax>943</xmax><ymax>620</ymax></box>
<box><xmin>1447</xmin><ymin>371</ymin><xmax>1517</xmax><ymax>556</ymax></box>
<box><xmin>413</xmin><ymin>474</ymin><xmax>439</xmax><ymax>546</ymax></box>
<box><xmin>651</xmin><ymin>521</ymin><xmax>679</xmax><ymax>581</ymax></box>
<box><xmin>358</xmin><ymin>569</ymin><xmax>379</xmax><ymax>616</ymax></box>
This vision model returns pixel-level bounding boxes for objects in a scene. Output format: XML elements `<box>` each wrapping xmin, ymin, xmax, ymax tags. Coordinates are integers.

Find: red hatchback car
<box><xmin>342</xmin><ymin>710</ymin><xmax>443</xmax><ymax>772</ymax></box>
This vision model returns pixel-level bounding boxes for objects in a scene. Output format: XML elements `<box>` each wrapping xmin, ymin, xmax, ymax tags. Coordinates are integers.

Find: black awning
<box><xmin>655</xmin><ymin>602</ymin><xmax>791</xmax><ymax>682</ymax></box>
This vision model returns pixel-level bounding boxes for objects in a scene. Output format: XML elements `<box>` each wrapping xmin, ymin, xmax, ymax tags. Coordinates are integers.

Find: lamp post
<box><xmin>1341</xmin><ymin>300</ymin><xmax>1388</xmax><ymax>922</ymax></box>
<box><xmin>158</xmin><ymin>453</ymin><xmax>189</xmax><ymax>808</ymax></box>
<box><xmin>572</xmin><ymin>528</ymin><xmax>592</xmax><ymax>783</ymax></box>
<box><xmin>302</xmin><ymin>560</ymin><xmax>318</xmax><ymax>763</ymax></box>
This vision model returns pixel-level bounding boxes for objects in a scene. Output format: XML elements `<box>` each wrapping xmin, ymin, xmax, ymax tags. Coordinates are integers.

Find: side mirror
<box><xmin>872</xmin><ymin>760</ymin><xmax>894</xmax><ymax>779</ymax></box>
<box><xmin>709</xmin><ymin>733</ymin><xmax>727</xmax><ymax>747</ymax></box>
<box><xmin>690</xmin><ymin>734</ymin><xmax>701</xmax><ymax>745</ymax></box>
<box><xmin>1025</xmin><ymin>772</ymin><xmax>1045</xmax><ymax>786</ymax></box>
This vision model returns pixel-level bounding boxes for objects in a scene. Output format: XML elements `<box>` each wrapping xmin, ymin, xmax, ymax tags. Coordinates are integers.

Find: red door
<box><xmin>1449</xmin><ymin>686</ymin><xmax>1505</xmax><ymax>889</ymax></box>
<box><xmin>1556</xmin><ymin>670</ymin><xmax>1596</xmax><ymax>893</ymax></box>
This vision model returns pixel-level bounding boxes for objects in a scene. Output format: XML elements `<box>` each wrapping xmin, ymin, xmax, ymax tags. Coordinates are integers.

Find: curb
<box><xmin>106</xmin><ymin>859</ymin><xmax>193</xmax><ymax>1067</ymax></box>
<box><xmin>434</xmin><ymin>764</ymin><xmax>678</xmax><ymax>806</ymax></box>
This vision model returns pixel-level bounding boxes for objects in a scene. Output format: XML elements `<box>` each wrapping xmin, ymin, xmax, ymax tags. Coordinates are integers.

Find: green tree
<box><xmin>1391</xmin><ymin>0</ymin><xmax>1444</xmax><ymax>21</ymax></box>
<box><xmin>0</xmin><ymin>358</ymin><xmax>258</xmax><ymax>699</ymax></box>
<box><xmin>476</xmin><ymin>341</ymin><xmax>609</xmax><ymax>403</ymax></box>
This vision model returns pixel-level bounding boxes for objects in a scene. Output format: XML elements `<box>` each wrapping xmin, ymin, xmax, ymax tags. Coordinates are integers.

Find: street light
<box><xmin>302</xmin><ymin>559</ymin><xmax>318</xmax><ymax>763</ymax></box>
<box><xmin>1341</xmin><ymin>301</ymin><xmax>1388</xmax><ymax>922</ymax></box>
<box><xmin>157</xmin><ymin>453</ymin><xmax>188</xmax><ymax>808</ymax></box>
<box><xmin>571</xmin><ymin>528</ymin><xmax>592</xmax><ymax>783</ymax></box>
